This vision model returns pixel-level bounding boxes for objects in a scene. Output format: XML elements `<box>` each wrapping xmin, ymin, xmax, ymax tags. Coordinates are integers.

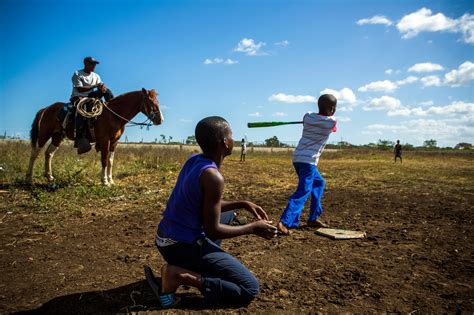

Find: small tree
<box><xmin>423</xmin><ymin>139</ymin><xmax>437</xmax><ymax>148</ymax></box>
<box><xmin>168</xmin><ymin>136</ymin><xmax>173</xmax><ymax>144</ymax></box>
<box><xmin>265</xmin><ymin>136</ymin><xmax>280</xmax><ymax>147</ymax></box>
<box><xmin>186</xmin><ymin>135</ymin><xmax>197</xmax><ymax>144</ymax></box>
<box><xmin>160</xmin><ymin>134</ymin><xmax>166</xmax><ymax>143</ymax></box>
<box><xmin>377</xmin><ymin>139</ymin><xmax>395</xmax><ymax>150</ymax></box>
<box><xmin>454</xmin><ymin>142</ymin><xmax>472</xmax><ymax>150</ymax></box>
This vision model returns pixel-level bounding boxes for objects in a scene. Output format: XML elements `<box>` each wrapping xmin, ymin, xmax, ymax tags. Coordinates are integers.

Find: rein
<box><xmin>102</xmin><ymin>92</ymin><xmax>156</xmax><ymax>128</ymax></box>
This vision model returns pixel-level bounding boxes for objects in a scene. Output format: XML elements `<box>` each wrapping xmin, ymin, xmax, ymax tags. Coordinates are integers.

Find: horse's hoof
<box><xmin>108</xmin><ymin>179</ymin><xmax>115</xmax><ymax>185</ymax></box>
<box><xmin>102</xmin><ymin>181</ymin><xmax>111</xmax><ymax>187</ymax></box>
<box><xmin>45</xmin><ymin>175</ymin><xmax>55</xmax><ymax>182</ymax></box>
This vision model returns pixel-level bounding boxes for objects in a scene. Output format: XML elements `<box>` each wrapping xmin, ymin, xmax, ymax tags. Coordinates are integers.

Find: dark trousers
<box><xmin>70</xmin><ymin>88</ymin><xmax>114</xmax><ymax>139</ymax></box>
<box><xmin>157</xmin><ymin>212</ymin><xmax>259</xmax><ymax>306</ymax></box>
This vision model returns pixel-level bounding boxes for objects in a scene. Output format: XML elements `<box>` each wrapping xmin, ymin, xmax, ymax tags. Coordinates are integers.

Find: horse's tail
<box><xmin>30</xmin><ymin>109</ymin><xmax>44</xmax><ymax>148</ymax></box>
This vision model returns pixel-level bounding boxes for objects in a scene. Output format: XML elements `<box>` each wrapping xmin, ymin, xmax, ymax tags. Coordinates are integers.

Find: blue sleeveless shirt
<box><xmin>158</xmin><ymin>154</ymin><xmax>218</xmax><ymax>243</ymax></box>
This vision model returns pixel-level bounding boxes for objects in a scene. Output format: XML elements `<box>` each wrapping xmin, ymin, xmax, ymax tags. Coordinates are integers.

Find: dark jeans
<box><xmin>70</xmin><ymin>88</ymin><xmax>114</xmax><ymax>139</ymax></box>
<box><xmin>157</xmin><ymin>212</ymin><xmax>259</xmax><ymax>306</ymax></box>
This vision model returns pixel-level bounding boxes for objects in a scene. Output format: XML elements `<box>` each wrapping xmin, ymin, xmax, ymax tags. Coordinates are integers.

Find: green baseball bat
<box><xmin>247</xmin><ymin>121</ymin><xmax>303</xmax><ymax>128</ymax></box>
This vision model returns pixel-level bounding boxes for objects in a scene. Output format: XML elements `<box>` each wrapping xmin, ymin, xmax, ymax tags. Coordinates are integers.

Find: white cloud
<box><xmin>268</xmin><ymin>93</ymin><xmax>316</xmax><ymax>104</ymax></box>
<box><xmin>320</xmin><ymin>88</ymin><xmax>357</xmax><ymax>104</ymax></box>
<box><xmin>385</xmin><ymin>69</ymin><xmax>393</xmax><ymax>75</ymax></box>
<box><xmin>396</xmin><ymin>8</ymin><xmax>474</xmax><ymax>44</ymax></box>
<box><xmin>224</xmin><ymin>58</ymin><xmax>238</xmax><ymax>65</ymax></box>
<box><xmin>396</xmin><ymin>76</ymin><xmax>419</xmax><ymax>86</ymax></box>
<box><xmin>272</xmin><ymin>112</ymin><xmax>287</xmax><ymax>117</ymax></box>
<box><xmin>421</xmin><ymin>75</ymin><xmax>442</xmax><ymax>87</ymax></box>
<box><xmin>397</xmin><ymin>8</ymin><xmax>458</xmax><ymax>38</ymax></box>
<box><xmin>358</xmin><ymin>80</ymin><xmax>398</xmax><ymax>92</ymax></box>
<box><xmin>357</xmin><ymin>15</ymin><xmax>392</xmax><ymax>26</ymax></box>
<box><xmin>408</xmin><ymin>62</ymin><xmax>444</xmax><ymax>73</ymax></box>
<box><xmin>363</xmin><ymin>96</ymin><xmax>402</xmax><ymax>111</ymax></box>
<box><xmin>248</xmin><ymin>112</ymin><xmax>262</xmax><ymax>117</ymax></box>
<box><xmin>274</xmin><ymin>40</ymin><xmax>289</xmax><ymax>46</ymax></box>
<box><xmin>387</xmin><ymin>101</ymin><xmax>474</xmax><ymax>117</ymax></box>
<box><xmin>444</xmin><ymin>61</ymin><xmax>474</xmax><ymax>86</ymax></box>
<box><xmin>204</xmin><ymin>58</ymin><xmax>238</xmax><ymax>65</ymax></box>
<box><xmin>458</xmin><ymin>14</ymin><xmax>474</xmax><ymax>44</ymax></box>
<box><xmin>234</xmin><ymin>38</ymin><xmax>267</xmax><ymax>56</ymax></box>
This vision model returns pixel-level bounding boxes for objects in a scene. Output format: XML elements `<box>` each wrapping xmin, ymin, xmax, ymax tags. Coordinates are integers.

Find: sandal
<box><xmin>144</xmin><ymin>265</ymin><xmax>181</xmax><ymax>308</ymax></box>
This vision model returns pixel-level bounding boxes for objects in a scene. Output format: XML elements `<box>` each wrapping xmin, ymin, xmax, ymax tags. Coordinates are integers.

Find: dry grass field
<box><xmin>0</xmin><ymin>141</ymin><xmax>473</xmax><ymax>314</ymax></box>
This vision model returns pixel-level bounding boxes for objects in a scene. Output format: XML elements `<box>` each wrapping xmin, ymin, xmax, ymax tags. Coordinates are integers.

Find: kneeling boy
<box><xmin>146</xmin><ymin>116</ymin><xmax>277</xmax><ymax>308</ymax></box>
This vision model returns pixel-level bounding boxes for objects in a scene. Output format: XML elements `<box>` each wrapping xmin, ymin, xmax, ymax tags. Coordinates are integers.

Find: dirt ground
<box><xmin>0</xmin><ymin>145</ymin><xmax>473</xmax><ymax>314</ymax></box>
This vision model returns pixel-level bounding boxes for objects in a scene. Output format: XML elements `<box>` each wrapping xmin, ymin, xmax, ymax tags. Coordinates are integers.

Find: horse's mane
<box><xmin>109</xmin><ymin>89</ymin><xmax>157</xmax><ymax>104</ymax></box>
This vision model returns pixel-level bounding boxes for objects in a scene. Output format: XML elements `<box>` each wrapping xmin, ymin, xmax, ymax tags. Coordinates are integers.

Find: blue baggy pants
<box><xmin>157</xmin><ymin>212</ymin><xmax>259</xmax><ymax>306</ymax></box>
<box><xmin>279</xmin><ymin>162</ymin><xmax>325</xmax><ymax>228</ymax></box>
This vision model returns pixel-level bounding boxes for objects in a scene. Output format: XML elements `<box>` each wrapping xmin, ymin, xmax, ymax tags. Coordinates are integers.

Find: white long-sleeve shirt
<box><xmin>292</xmin><ymin>112</ymin><xmax>337</xmax><ymax>165</ymax></box>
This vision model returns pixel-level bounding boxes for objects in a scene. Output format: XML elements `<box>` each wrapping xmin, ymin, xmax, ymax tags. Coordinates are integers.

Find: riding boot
<box><xmin>75</xmin><ymin>116</ymin><xmax>91</xmax><ymax>154</ymax></box>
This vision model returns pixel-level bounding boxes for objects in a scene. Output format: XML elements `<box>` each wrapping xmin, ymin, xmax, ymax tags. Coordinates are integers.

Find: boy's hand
<box><xmin>252</xmin><ymin>220</ymin><xmax>278</xmax><ymax>239</ymax></box>
<box><xmin>244</xmin><ymin>201</ymin><xmax>269</xmax><ymax>221</ymax></box>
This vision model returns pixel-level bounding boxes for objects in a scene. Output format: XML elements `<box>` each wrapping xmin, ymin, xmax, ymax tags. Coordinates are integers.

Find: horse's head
<box><xmin>141</xmin><ymin>88</ymin><xmax>164</xmax><ymax>125</ymax></box>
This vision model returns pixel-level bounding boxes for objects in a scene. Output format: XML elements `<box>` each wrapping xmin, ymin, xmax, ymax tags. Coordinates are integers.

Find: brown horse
<box><xmin>26</xmin><ymin>88</ymin><xmax>163</xmax><ymax>185</ymax></box>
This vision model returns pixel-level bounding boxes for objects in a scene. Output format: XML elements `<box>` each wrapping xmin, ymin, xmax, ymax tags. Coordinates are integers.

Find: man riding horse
<box><xmin>70</xmin><ymin>56</ymin><xmax>114</xmax><ymax>154</ymax></box>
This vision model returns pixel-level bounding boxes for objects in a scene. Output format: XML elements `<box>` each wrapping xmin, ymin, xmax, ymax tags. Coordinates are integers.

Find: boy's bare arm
<box><xmin>221</xmin><ymin>200</ymin><xmax>269</xmax><ymax>220</ymax></box>
<box><xmin>201</xmin><ymin>168</ymin><xmax>277</xmax><ymax>240</ymax></box>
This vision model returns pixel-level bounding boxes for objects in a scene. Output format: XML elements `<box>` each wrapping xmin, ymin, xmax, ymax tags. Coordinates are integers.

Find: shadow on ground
<box><xmin>15</xmin><ymin>280</ymin><xmax>211</xmax><ymax>314</ymax></box>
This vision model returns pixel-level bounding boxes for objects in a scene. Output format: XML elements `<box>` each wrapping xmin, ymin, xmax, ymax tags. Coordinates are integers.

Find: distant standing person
<box><xmin>240</xmin><ymin>138</ymin><xmax>247</xmax><ymax>162</ymax></box>
<box><xmin>394</xmin><ymin>140</ymin><xmax>402</xmax><ymax>163</ymax></box>
<box><xmin>277</xmin><ymin>94</ymin><xmax>337</xmax><ymax>235</ymax></box>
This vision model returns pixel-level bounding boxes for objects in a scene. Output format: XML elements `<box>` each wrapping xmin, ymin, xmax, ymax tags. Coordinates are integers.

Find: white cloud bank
<box><xmin>387</xmin><ymin>101</ymin><xmax>474</xmax><ymax>117</ymax></box>
<box><xmin>408</xmin><ymin>62</ymin><xmax>444</xmax><ymax>73</ymax></box>
<box><xmin>357</xmin><ymin>15</ymin><xmax>392</xmax><ymax>26</ymax></box>
<box><xmin>396</xmin><ymin>8</ymin><xmax>474</xmax><ymax>44</ymax></box>
<box><xmin>234</xmin><ymin>38</ymin><xmax>267</xmax><ymax>56</ymax></box>
<box><xmin>364</xmin><ymin>117</ymin><xmax>474</xmax><ymax>146</ymax></box>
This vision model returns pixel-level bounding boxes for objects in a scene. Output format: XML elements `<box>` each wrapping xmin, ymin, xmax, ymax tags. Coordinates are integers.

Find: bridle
<box><xmin>141</xmin><ymin>91</ymin><xmax>162</xmax><ymax>124</ymax></box>
<box><xmin>103</xmin><ymin>90</ymin><xmax>162</xmax><ymax>128</ymax></box>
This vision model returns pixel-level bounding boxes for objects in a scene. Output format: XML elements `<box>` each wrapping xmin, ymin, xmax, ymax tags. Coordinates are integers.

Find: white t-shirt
<box><xmin>71</xmin><ymin>70</ymin><xmax>102</xmax><ymax>98</ymax></box>
<box><xmin>241</xmin><ymin>142</ymin><xmax>247</xmax><ymax>154</ymax></box>
<box><xmin>292</xmin><ymin>112</ymin><xmax>337</xmax><ymax>165</ymax></box>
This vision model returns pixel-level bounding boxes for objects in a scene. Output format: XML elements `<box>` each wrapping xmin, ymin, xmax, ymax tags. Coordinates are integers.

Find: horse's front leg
<box><xmin>107</xmin><ymin>140</ymin><xmax>119</xmax><ymax>185</ymax></box>
<box><xmin>100</xmin><ymin>142</ymin><xmax>110</xmax><ymax>186</ymax></box>
<box><xmin>107</xmin><ymin>151</ymin><xmax>115</xmax><ymax>185</ymax></box>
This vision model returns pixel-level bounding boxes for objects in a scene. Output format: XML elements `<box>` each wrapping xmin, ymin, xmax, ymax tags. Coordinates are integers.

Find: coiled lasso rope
<box><xmin>75</xmin><ymin>97</ymin><xmax>104</xmax><ymax>118</ymax></box>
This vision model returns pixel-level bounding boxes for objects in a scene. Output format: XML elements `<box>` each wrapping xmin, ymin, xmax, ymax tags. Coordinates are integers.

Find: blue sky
<box><xmin>1</xmin><ymin>0</ymin><xmax>473</xmax><ymax>146</ymax></box>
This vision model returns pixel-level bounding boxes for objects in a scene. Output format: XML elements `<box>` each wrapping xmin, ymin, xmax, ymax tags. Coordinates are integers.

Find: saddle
<box><xmin>58</xmin><ymin>97</ymin><xmax>103</xmax><ymax>142</ymax></box>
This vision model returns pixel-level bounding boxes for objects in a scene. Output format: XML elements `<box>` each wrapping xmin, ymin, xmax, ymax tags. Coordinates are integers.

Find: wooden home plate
<box><xmin>316</xmin><ymin>228</ymin><xmax>366</xmax><ymax>240</ymax></box>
